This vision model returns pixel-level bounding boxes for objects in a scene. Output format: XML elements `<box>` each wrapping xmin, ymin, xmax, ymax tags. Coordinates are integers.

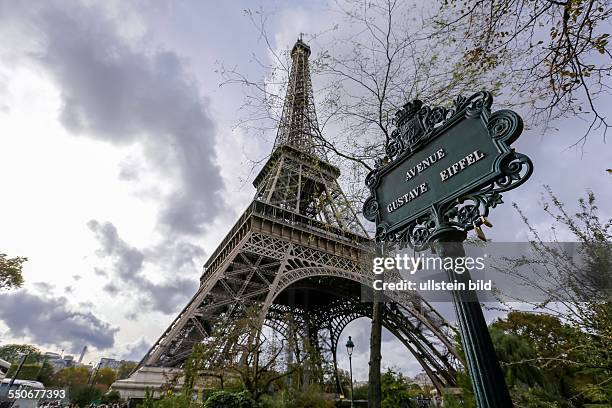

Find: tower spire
<box><xmin>252</xmin><ymin>38</ymin><xmax>366</xmax><ymax>235</ymax></box>
<box><xmin>273</xmin><ymin>38</ymin><xmax>324</xmax><ymax>157</ymax></box>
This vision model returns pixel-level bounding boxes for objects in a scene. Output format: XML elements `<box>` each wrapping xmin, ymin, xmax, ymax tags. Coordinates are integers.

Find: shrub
<box><xmin>203</xmin><ymin>390</ymin><xmax>257</xmax><ymax>408</ymax></box>
<box><xmin>259</xmin><ymin>386</ymin><xmax>334</xmax><ymax>408</ymax></box>
<box><xmin>101</xmin><ymin>390</ymin><xmax>122</xmax><ymax>404</ymax></box>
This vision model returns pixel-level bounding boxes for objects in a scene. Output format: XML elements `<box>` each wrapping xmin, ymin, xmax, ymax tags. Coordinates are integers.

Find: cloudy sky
<box><xmin>0</xmin><ymin>0</ymin><xmax>610</xmax><ymax>380</ymax></box>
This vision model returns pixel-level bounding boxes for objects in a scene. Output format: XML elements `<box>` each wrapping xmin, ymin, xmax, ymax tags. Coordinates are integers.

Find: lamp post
<box><xmin>345</xmin><ymin>336</ymin><xmax>355</xmax><ymax>408</ymax></box>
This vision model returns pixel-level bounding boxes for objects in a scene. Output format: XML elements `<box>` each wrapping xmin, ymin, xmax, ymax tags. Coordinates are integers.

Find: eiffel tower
<box><xmin>121</xmin><ymin>38</ymin><xmax>459</xmax><ymax>396</ymax></box>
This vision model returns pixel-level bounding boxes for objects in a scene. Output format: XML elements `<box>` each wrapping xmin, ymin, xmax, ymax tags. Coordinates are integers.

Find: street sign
<box><xmin>363</xmin><ymin>91</ymin><xmax>533</xmax><ymax>248</ymax></box>
<box><xmin>363</xmin><ymin>91</ymin><xmax>534</xmax><ymax>407</ymax></box>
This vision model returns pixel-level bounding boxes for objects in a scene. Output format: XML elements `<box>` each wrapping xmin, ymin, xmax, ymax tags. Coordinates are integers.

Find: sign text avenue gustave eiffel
<box><xmin>363</xmin><ymin>91</ymin><xmax>533</xmax><ymax>249</ymax></box>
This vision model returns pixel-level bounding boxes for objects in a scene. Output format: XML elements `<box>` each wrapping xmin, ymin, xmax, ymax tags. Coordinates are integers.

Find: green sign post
<box><xmin>363</xmin><ymin>91</ymin><xmax>533</xmax><ymax>407</ymax></box>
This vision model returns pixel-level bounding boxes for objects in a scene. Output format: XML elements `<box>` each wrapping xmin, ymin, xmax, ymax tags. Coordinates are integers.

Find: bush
<box><xmin>71</xmin><ymin>386</ymin><xmax>103</xmax><ymax>406</ymax></box>
<box><xmin>203</xmin><ymin>390</ymin><xmax>257</xmax><ymax>408</ymax></box>
<box><xmin>152</xmin><ymin>393</ymin><xmax>197</xmax><ymax>408</ymax></box>
<box><xmin>101</xmin><ymin>390</ymin><xmax>122</xmax><ymax>404</ymax></box>
<box><xmin>351</xmin><ymin>384</ymin><xmax>368</xmax><ymax>400</ymax></box>
<box><xmin>259</xmin><ymin>386</ymin><xmax>335</xmax><ymax>408</ymax></box>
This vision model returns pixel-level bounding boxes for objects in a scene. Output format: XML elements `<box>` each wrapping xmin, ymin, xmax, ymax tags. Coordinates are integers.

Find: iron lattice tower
<box><xmin>136</xmin><ymin>38</ymin><xmax>458</xmax><ymax>392</ymax></box>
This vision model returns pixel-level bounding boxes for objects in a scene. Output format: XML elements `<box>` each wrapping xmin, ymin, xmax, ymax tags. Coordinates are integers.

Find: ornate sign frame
<box><xmin>362</xmin><ymin>91</ymin><xmax>533</xmax><ymax>249</ymax></box>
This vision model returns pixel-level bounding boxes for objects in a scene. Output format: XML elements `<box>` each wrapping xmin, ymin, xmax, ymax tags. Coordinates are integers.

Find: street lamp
<box><xmin>345</xmin><ymin>336</ymin><xmax>355</xmax><ymax>408</ymax></box>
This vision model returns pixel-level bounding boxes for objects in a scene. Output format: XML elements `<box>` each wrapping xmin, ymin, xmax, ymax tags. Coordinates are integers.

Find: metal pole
<box><xmin>432</xmin><ymin>230</ymin><xmax>512</xmax><ymax>407</ymax></box>
<box><xmin>89</xmin><ymin>362</ymin><xmax>101</xmax><ymax>385</ymax></box>
<box><xmin>87</xmin><ymin>361</ymin><xmax>101</xmax><ymax>405</ymax></box>
<box><xmin>349</xmin><ymin>355</ymin><xmax>354</xmax><ymax>408</ymax></box>
<box><xmin>3</xmin><ymin>352</ymin><xmax>30</xmax><ymax>404</ymax></box>
<box><xmin>35</xmin><ymin>357</ymin><xmax>48</xmax><ymax>382</ymax></box>
<box><xmin>6</xmin><ymin>353</ymin><xmax>29</xmax><ymax>393</ymax></box>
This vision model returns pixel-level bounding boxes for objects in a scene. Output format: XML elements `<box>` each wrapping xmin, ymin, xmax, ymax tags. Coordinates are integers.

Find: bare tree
<box><xmin>174</xmin><ymin>307</ymin><xmax>321</xmax><ymax>401</ymax></box>
<box><xmin>433</xmin><ymin>0</ymin><xmax>612</xmax><ymax>143</ymax></box>
<box><xmin>219</xmin><ymin>1</ymin><xmax>493</xmax><ymax>207</ymax></box>
<box><xmin>492</xmin><ymin>188</ymin><xmax>612</xmax><ymax>371</ymax></box>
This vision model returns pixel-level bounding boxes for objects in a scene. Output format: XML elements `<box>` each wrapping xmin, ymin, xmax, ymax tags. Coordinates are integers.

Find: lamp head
<box><xmin>346</xmin><ymin>336</ymin><xmax>355</xmax><ymax>356</ymax></box>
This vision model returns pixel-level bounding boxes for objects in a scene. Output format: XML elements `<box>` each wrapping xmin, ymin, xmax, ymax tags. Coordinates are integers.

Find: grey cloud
<box><xmin>33</xmin><ymin>282</ymin><xmax>54</xmax><ymax>292</ymax></box>
<box><xmin>88</xmin><ymin>220</ymin><xmax>143</xmax><ymax>280</ymax></box>
<box><xmin>88</xmin><ymin>220</ymin><xmax>200</xmax><ymax>314</ymax></box>
<box><xmin>118</xmin><ymin>161</ymin><xmax>140</xmax><ymax>181</ymax></box>
<box><xmin>94</xmin><ymin>268</ymin><xmax>109</xmax><ymax>278</ymax></box>
<box><xmin>72</xmin><ymin>275</ymin><xmax>82</xmax><ymax>281</ymax></box>
<box><xmin>64</xmin><ymin>286</ymin><xmax>74</xmax><ymax>294</ymax></box>
<box><xmin>125</xmin><ymin>311</ymin><xmax>138</xmax><ymax>321</ymax></box>
<box><xmin>103</xmin><ymin>282</ymin><xmax>120</xmax><ymax>296</ymax></box>
<box><xmin>0</xmin><ymin>290</ymin><xmax>117</xmax><ymax>352</ymax></box>
<box><xmin>121</xmin><ymin>338</ymin><xmax>150</xmax><ymax>362</ymax></box>
<box><xmin>152</xmin><ymin>241</ymin><xmax>205</xmax><ymax>271</ymax></box>
<box><xmin>4</xmin><ymin>1</ymin><xmax>225</xmax><ymax>235</ymax></box>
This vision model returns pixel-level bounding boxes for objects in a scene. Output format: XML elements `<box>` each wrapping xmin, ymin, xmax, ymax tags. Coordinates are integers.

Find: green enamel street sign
<box><xmin>363</xmin><ymin>91</ymin><xmax>534</xmax><ymax>407</ymax></box>
<box><xmin>363</xmin><ymin>92</ymin><xmax>533</xmax><ymax>248</ymax></box>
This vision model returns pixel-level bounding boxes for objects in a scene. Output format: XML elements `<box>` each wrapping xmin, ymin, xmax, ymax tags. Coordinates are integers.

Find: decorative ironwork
<box><xmin>365</xmin><ymin>91</ymin><xmax>526</xmax><ymax>408</ymax></box>
<box><xmin>386</xmin><ymin>92</ymin><xmax>494</xmax><ymax>161</ymax></box>
<box><xmin>124</xmin><ymin>38</ymin><xmax>459</xmax><ymax>394</ymax></box>
<box><xmin>363</xmin><ymin>92</ymin><xmax>533</xmax><ymax>250</ymax></box>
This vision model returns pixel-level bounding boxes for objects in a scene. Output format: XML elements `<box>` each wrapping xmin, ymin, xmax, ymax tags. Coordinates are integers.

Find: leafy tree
<box><xmin>492</xmin><ymin>312</ymin><xmax>612</xmax><ymax>406</ymax></box>
<box><xmin>0</xmin><ymin>344</ymin><xmax>54</xmax><ymax>385</ymax></box>
<box><xmin>117</xmin><ymin>360</ymin><xmax>138</xmax><ymax>379</ymax></box>
<box><xmin>53</xmin><ymin>366</ymin><xmax>115</xmax><ymax>405</ymax></box>
<box><xmin>0</xmin><ymin>344</ymin><xmax>41</xmax><ymax>364</ymax></box>
<box><xmin>6</xmin><ymin>361</ymin><xmax>53</xmax><ymax>385</ymax></box>
<box><xmin>380</xmin><ymin>369</ymin><xmax>416</xmax><ymax>408</ymax></box>
<box><xmin>146</xmin><ymin>307</ymin><xmax>325</xmax><ymax>407</ymax></box>
<box><xmin>6</xmin><ymin>364</ymin><xmax>42</xmax><ymax>380</ymax></box>
<box><xmin>493</xmin><ymin>311</ymin><xmax>577</xmax><ymax>361</ymax></box>
<box><xmin>0</xmin><ymin>253</ymin><xmax>26</xmax><ymax>291</ymax></box>
<box><xmin>141</xmin><ymin>388</ymin><xmax>156</xmax><ymax>408</ymax></box>
<box><xmin>450</xmin><ymin>309</ymin><xmax>612</xmax><ymax>406</ymax></box>
<box><xmin>53</xmin><ymin>366</ymin><xmax>90</xmax><ymax>388</ymax></box>
<box><xmin>95</xmin><ymin>367</ymin><xmax>118</xmax><ymax>387</ymax></box>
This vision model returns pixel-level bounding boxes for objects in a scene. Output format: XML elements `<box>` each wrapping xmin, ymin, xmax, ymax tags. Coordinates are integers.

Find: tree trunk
<box><xmin>368</xmin><ymin>288</ymin><xmax>383</xmax><ymax>406</ymax></box>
